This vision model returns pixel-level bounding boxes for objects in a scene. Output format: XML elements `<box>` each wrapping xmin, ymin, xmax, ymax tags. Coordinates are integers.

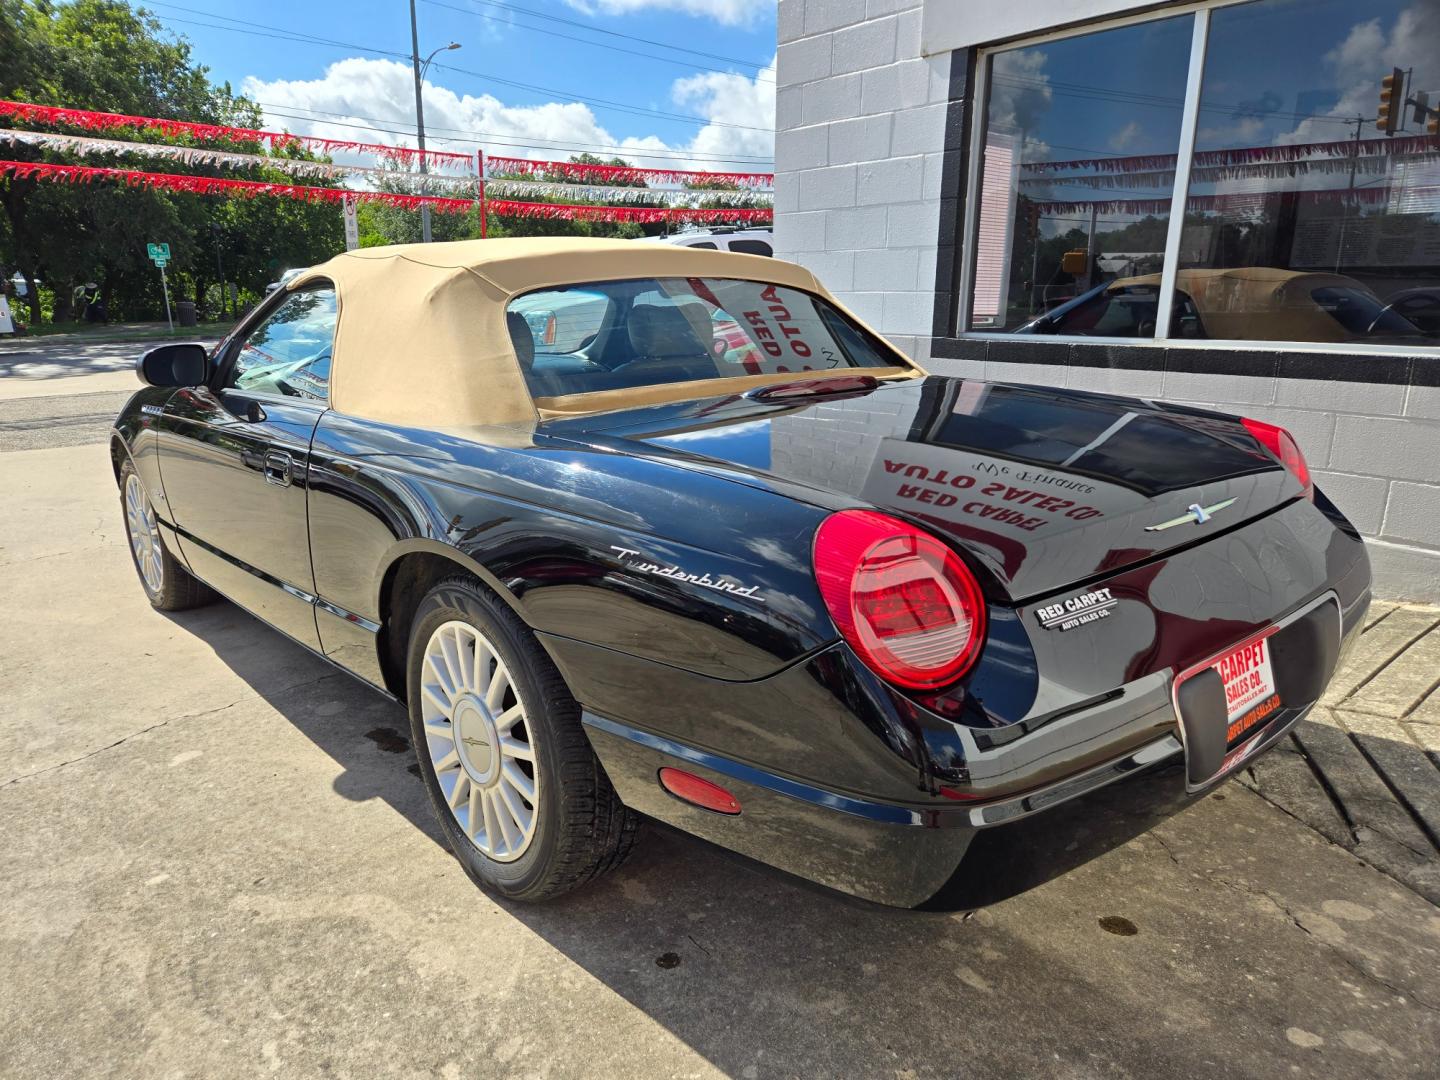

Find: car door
<box><xmin>156</xmin><ymin>285</ymin><xmax>336</xmax><ymax>648</ymax></box>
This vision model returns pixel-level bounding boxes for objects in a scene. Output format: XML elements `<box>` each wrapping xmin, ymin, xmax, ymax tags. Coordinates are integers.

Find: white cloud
<box><xmin>239</xmin><ymin>55</ymin><xmax>775</xmax><ymax>174</ymax></box>
<box><xmin>1277</xmin><ymin>4</ymin><xmax>1440</xmax><ymax>147</ymax></box>
<box><xmin>562</xmin><ymin>0</ymin><xmax>772</xmax><ymax>27</ymax></box>
<box><xmin>1107</xmin><ymin>121</ymin><xmax>1142</xmax><ymax>151</ymax></box>
<box><xmin>987</xmin><ymin>48</ymin><xmax>1052</xmax><ymax>137</ymax></box>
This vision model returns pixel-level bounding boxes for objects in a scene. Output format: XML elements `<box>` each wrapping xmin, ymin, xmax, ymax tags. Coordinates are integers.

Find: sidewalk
<box><xmin>0</xmin><ymin>319</ymin><xmax>232</xmax><ymax>350</ymax></box>
<box><xmin>1244</xmin><ymin>601</ymin><xmax>1440</xmax><ymax>902</ymax></box>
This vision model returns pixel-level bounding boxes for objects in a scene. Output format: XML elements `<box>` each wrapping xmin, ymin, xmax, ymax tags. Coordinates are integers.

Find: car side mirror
<box><xmin>137</xmin><ymin>342</ymin><xmax>210</xmax><ymax>387</ymax></box>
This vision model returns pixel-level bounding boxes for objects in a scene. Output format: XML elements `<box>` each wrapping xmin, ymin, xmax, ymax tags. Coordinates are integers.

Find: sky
<box><xmin>987</xmin><ymin>0</ymin><xmax>1440</xmax><ymax>235</ymax></box>
<box><xmin>142</xmin><ymin>0</ymin><xmax>778</xmax><ymax>172</ymax></box>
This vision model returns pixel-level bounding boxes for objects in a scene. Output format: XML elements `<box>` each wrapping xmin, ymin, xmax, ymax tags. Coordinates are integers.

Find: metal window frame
<box><xmin>953</xmin><ymin>0</ymin><xmax>1440</xmax><ymax>357</ymax></box>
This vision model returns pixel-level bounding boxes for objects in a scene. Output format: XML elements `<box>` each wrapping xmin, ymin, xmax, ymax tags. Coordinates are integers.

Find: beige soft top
<box><xmin>1115</xmin><ymin>267</ymin><xmax>1374</xmax><ymax>342</ymax></box>
<box><xmin>288</xmin><ymin>237</ymin><xmax>922</xmax><ymax>427</ymax></box>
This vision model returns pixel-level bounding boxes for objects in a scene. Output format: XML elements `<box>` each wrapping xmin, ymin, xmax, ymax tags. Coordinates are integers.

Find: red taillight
<box><xmin>1242</xmin><ymin>417</ymin><xmax>1313</xmax><ymax>500</ymax></box>
<box><xmin>813</xmin><ymin>510</ymin><xmax>987</xmax><ymax>690</ymax></box>
<box><xmin>659</xmin><ymin>768</ymin><xmax>741</xmax><ymax>814</ymax></box>
<box><xmin>543</xmin><ymin>314</ymin><xmax>557</xmax><ymax>346</ymax></box>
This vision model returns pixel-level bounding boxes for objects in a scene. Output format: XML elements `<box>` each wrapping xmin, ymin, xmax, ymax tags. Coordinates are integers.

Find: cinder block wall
<box><xmin>775</xmin><ymin>0</ymin><xmax>950</xmax><ymax>364</ymax></box>
<box><xmin>773</xmin><ymin>0</ymin><xmax>1440</xmax><ymax>601</ymax></box>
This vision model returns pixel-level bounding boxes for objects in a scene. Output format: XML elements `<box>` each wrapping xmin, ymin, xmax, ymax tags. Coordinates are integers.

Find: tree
<box><xmin>0</xmin><ymin>0</ymin><xmax>341</xmax><ymax>325</ymax></box>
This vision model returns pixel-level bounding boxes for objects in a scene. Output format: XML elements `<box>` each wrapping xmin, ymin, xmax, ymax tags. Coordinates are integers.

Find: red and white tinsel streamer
<box><xmin>1020</xmin><ymin>133</ymin><xmax>1440</xmax><ymax>176</ymax></box>
<box><xmin>0</xmin><ymin>160</ymin><xmax>774</xmax><ymax>224</ymax></box>
<box><xmin>1028</xmin><ymin>184</ymin><xmax>1433</xmax><ymax>216</ymax></box>
<box><xmin>484</xmin><ymin>199</ymin><xmax>772</xmax><ymax>223</ymax></box>
<box><xmin>0</xmin><ymin>128</ymin><xmax>480</xmax><ymax>188</ymax></box>
<box><xmin>0</xmin><ymin>100</ymin><xmax>474</xmax><ymax>170</ymax></box>
<box><xmin>0</xmin><ymin>159</ymin><xmax>477</xmax><ymax>213</ymax></box>
<box><xmin>485</xmin><ymin>154</ymin><xmax>773</xmax><ymax>190</ymax></box>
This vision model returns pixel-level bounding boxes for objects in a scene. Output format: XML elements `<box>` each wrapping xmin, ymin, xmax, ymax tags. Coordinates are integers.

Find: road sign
<box><xmin>343</xmin><ymin>195</ymin><xmax>359</xmax><ymax>251</ymax></box>
<box><xmin>146</xmin><ymin>242</ymin><xmax>174</xmax><ymax>330</ymax></box>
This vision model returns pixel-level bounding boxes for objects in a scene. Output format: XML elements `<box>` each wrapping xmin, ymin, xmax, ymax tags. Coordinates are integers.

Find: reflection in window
<box><xmin>1177</xmin><ymin>0</ymin><xmax>1439</xmax><ymax>344</ymax></box>
<box><xmin>507</xmin><ymin>277</ymin><xmax>897</xmax><ymax>399</ymax></box>
<box><xmin>968</xmin><ymin>15</ymin><xmax>1194</xmax><ymax>333</ymax></box>
<box><xmin>230</xmin><ymin>288</ymin><xmax>336</xmax><ymax>401</ymax></box>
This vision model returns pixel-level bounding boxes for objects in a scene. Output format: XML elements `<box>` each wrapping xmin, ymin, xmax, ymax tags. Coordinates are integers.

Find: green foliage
<box><xmin>0</xmin><ymin>0</ymin><xmax>341</xmax><ymax>325</ymax></box>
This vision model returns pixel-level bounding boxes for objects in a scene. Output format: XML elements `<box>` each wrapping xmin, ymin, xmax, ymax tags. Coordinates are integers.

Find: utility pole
<box><xmin>408</xmin><ymin>0</ymin><xmax>430</xmax><ymax>244</ymax></box>
<box><xmin>408</xmin><ymin>3</ymin><xmax>461</xmax><ymax>244</ymax></box>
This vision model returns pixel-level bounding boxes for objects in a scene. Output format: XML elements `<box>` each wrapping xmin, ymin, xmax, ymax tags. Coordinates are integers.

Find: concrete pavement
<box><xmin>1</xmin><ymin>345</ymin><xmax>1438</xmax><ymax>1078</ymax></box>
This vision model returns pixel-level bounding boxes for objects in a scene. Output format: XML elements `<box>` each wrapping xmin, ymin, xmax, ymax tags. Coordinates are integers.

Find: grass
<box><xmin>9</xmin><ymin>319</ymin><xmax>234</xmax><ymax>343</ymax></box>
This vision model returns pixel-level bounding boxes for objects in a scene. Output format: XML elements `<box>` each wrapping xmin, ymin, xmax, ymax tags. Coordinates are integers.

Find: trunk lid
<box><xmin>539</xmin><ymin>375</ymin><xmax>1302</xmax><ymax>601</ymax></box>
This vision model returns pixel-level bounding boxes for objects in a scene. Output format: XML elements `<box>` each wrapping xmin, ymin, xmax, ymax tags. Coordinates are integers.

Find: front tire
<box><xmin>406</xmin><ymin>575</ymin><xmax>637</xmax><ymax>901</ymax></box>
<box><xmin>120</xmin><ymin>460</ymin><xmax>216</xmax><ymax>611</ymax></box>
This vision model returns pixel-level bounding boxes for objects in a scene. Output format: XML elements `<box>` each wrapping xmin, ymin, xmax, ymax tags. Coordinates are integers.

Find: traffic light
<box><xmin>1378</xmin><ymin>67</ymin><xmax>1403</xmax><ymax>134</ymax></box>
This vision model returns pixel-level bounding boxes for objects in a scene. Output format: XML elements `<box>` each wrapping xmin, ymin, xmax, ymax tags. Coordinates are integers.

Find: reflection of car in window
<box><xmin>1359</xmin><ymin>287</ymin><xmax>1440</xmax><ymax>339</ymax></box>
<box><xmin>1015</xmin><ymin>278</ymin><xmax>1204</xmax><ymax>339</ymax></box>
<box><xmin>1015</xmin><ymin>268</ymin><xmax>1426</xmax><ymax>344</ymax></box>
<box><xmin>231</xmin><ymin>288</ymin><xmax>336</xmax><ymax>400</ymax></box>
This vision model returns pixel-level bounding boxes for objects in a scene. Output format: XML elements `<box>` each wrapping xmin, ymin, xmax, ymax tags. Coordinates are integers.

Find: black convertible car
<box><xmin>113</xmin><ymin>238</ymin><xmax>1371</xmax><ymax>907</ymax></box>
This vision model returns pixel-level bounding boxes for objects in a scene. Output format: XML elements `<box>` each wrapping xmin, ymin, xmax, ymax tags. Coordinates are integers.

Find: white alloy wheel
<box><xmin>419</xmin><ymin>619</ymin><xmax>540</xmax><ymax>862</ymax></box>
<box><xmin>125</xmin><ymin>473</ymin><xmax>164</xmax><ymax>594</ymax></box>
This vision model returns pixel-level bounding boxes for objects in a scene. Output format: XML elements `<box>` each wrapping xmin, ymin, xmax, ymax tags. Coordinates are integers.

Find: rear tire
<box><xmin>119</xmin><ymin>459</ymin><xmax>216</xmax><ymax>611</ymax></box>
<box><xmin>405</xmin><ymin>575</ymin><xmax>638</xmax><ymax>901</ymax></box>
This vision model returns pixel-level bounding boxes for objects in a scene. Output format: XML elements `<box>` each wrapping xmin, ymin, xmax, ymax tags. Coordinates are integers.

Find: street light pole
<box><xmin>408</xmin><ymin>1</ymin><xmax>460</xmax><ymax>243</ymax></box>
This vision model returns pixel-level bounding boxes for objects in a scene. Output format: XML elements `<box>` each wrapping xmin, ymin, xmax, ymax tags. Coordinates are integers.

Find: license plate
<box><xmin>1213</xmin><ymin>633</ymin><xmax>1282</xmax><ymax>746</ymax></box>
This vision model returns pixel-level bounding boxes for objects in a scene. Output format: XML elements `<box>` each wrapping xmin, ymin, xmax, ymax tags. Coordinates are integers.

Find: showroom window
<box><xmin>963</xmin><ymin>0</ymin><xmax>1440</xmax><ymax>349</ymax></box>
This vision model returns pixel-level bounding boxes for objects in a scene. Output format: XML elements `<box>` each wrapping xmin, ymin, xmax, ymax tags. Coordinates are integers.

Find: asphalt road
<box><xmin>2</xmin><ymin>338</ymin><xmax>1438</xmax><ymax>1078</ymax></box>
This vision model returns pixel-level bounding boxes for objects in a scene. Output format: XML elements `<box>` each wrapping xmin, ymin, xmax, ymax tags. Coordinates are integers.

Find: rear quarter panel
<box><xmin>306</xmin><ymin>413</ymin><xmax>841</xmax><ymax>687</ymax></box>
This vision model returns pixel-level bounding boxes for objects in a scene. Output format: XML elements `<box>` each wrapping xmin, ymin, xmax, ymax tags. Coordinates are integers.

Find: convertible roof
<box><xmin>288</xmin><ymin>237</ymin><xmax>918</xmax><ymax>428</ymax></box>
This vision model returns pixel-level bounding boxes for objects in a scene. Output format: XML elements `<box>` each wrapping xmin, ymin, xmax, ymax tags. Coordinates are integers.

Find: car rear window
<box><xmin>506</xmin><ymin>276</ymin><xmax>898</xmax><ymax>399</ymax></box>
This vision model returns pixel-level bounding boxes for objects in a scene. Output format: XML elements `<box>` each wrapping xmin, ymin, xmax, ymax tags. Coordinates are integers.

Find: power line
<box><xmin>429</xmin><ymin>57</ymin><xmax>771</xmax><ymax>132</ymax></box>
<box><xmin>147</xmin><ymin>2</ymin><xmax>772</xmax><ymax>132</ymax></box>
<box><xmin>993</xmin><ymin>73</ymin><xmax>1358</xmax><ymax>127</ymax></box>
<box><xmin>421</xmin><ymin>0</ymin><xmax>774</xmax><ymax>83</ymax></box>
<box><xmin>253</xmin><ymin>102</ymin><xmax>773</xmax><ymax>164</ymax></box>
<box><xmin>437</xmin><ymin>0</ymin><xmax>773</xmax><ymax>72</ymax></box>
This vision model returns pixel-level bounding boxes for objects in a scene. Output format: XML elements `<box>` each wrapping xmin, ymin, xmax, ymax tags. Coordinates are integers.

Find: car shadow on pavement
<box><xmin>167</xmin><ymin>597</ymin><xmax>1203</xmax><ymax>910</ymax></box>
<box><xmin>163</xmin><ymin>597</ymin><xmax>1289</xmax><ymax>1077</ymax></box>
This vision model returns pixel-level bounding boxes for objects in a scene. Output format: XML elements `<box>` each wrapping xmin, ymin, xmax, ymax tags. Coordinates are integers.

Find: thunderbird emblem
<box><xmin>1144</xmin><ymin>497</ymin><xmax>1237</xmax><ymax>532</ymax></box>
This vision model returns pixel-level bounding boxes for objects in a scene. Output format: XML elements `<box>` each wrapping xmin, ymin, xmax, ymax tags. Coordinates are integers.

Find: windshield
<box><xmin>506</xmin><ymin>277</ymin><xmax>899</xmax><ymax>399</ymax></box>
<box><xmin>1309</xmin><ymin>286</ymin><xmax>1424</xmax><ymax>339</ymax></box>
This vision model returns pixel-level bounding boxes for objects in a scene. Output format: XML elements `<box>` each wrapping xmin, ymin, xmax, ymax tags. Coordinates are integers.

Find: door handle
<box><xmin>263</xmin><ymin>450</ymin><xmax>294</xmax><ymax>487</ymax></box>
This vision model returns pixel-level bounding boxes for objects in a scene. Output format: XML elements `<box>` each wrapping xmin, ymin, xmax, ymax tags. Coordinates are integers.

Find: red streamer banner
<box><xmin>0</xmin><ymin>100</ymin><xmax>473</xmax><ymax>170</ymax></box>
<box><xmin>484</xmin><ymin>198</ymin><xmax>773</xmax><ymax>223</ymax></box>
<box><xmin>0</xmin><ymin>160</ymin><xmax>774</xmax><ymax>225</ymax></box>
<box><xmin>1028</xmin><ymin>184</ymin><xmax>1427</xmax><ymax>216</ymax></box>
<box><xmin>0</xmin><ymin>159</ymin><xmax>476</xmax><ymax>213</ymax></box>
<box><xmin>485</xmin><ymin>154</ymin><xmax>773</xmax><ymax>189</ymax></box>
<box><xmin>1021</xmin><ymin>133</ymin><xmax>1439</xmax><ymax>176</ymax></box>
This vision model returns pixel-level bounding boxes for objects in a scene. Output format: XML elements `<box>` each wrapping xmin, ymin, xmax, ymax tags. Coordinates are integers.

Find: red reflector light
<box><xmin>659</xmin><ymin>768</ymin><xmax>741</xmax><ymax>815</ymax></box>
<box><xmin>813</xmin><ymin>509</ymin><xmax>987</xmax><ymax>690</ymax></box>
<box><xmin>1242</xmin><ymin>417</ymin><xmax>1312</xmax><ymax>500</ymax></box>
